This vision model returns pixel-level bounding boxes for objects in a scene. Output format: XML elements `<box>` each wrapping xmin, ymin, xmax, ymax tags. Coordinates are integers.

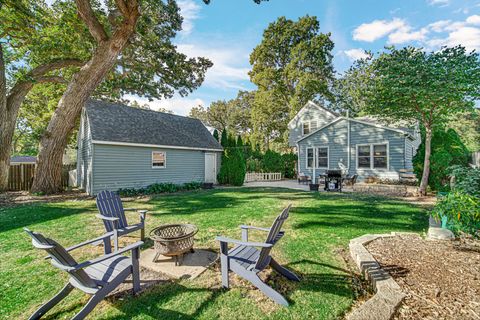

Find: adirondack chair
<box><xmin>24</xmin><ymin>228</ymin><xmax>142</xmax><ymax>320</ymax></box>
<box><xmin>216</xmin><ymin>205</ymin><xmax>300</xmax><ymax>306</ymax></box>
<box><xmin>96</xmin><ymin>190</ymin><xmax>147</xmax><ymax>246</ymax></box>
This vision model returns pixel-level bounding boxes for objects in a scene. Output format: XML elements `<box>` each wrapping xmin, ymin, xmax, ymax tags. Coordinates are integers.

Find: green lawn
<box><xmin>0</xmin><ymin>188</ymin><xmax>427</xmax><ymax>319</ymax></box>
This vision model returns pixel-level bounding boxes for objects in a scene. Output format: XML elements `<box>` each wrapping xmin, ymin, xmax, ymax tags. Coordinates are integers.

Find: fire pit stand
<box><xmin>149</xmin><ymin>224</ymin><xmax>198</xmax><ymax>266</ymax></box>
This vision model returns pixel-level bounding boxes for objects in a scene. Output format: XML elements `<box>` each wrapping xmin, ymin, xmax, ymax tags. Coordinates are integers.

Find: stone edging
<box><xmin>346</xmin><ymin>233</ymin><xmax>407</xmax><ymax>320</ymax></box>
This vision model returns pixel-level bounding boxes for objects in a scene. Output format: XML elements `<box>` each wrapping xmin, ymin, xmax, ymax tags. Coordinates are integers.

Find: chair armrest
<box><xmin>96</xmin><ymin>214</ymin><xmax>119</xmax><ymax>222</ymax></box>
<box><xmin>123</xmin><ymin>208</ymin><xmax>138</xmax><ymax>211</ymax></box>
<box><xmin>65</xmin><ymin>232</ymin><xmax>114</xmax><ymax>252</ymax></box>
<box><xmin>215</xmin><ymin>236</ymin><xmax>273</xmax><ymax>248</ymax></box>
<box><xmin>138</xmin><ymin>210</ymin><xmax>147</xmax><ymax>222</ymax></box>
<box><xmin>239</xmin><ymin>225</ymin><xmax>270</xmax><ymax>232</ymax></box>
<box><xmin>71</xmin><ymin>241</ymin><xmax>144</xmax><ymax>271</ymax></box>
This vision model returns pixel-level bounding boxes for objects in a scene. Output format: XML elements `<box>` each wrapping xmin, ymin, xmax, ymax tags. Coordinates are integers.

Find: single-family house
<box><xmin>77</xmin><ymin>100</ymin><xmax>222</xmax><ymax>195</ymax></box>
<box><xmin>10</xmin><ymin>156</ymin><xmax>37</xmax><ymax>165</ymax></box>
<box><xmin>288</xmin><ymin>101</ymin><xmax>421</xmax><ymax>182</ymax></box>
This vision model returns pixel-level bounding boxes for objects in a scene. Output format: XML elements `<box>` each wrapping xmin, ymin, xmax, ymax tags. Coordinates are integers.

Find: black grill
<box><xmin>324</xmin><ymin>170</ymin><xmax>342</xmax><ymax>191</ymax></box>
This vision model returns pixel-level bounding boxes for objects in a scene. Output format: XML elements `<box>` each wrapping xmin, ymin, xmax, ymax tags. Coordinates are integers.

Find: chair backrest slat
<box><xmin>96</xmin><ymin>190</ymin><xmax>128</xmax><ymax>230</ymax></box>
<box><xmin>254</xmin><ymin>205</ymin><xmax>291</xmax><ymax>271</ymax></box>
<box><xmin>24</xmin><ymin>228</ymin><xmax>97</xmax><ymax>289</ymax></box>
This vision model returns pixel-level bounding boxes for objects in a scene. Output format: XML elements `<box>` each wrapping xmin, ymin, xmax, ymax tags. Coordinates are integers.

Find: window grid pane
<box><xmin>317</xmin><ymin>147</ymin><xmax>328</xmax><ymax>168</ymax></box>
<box><xmin>152</xmin><ymin>152</ymin><xmax>165</xmax><ymax>167</ymax></box>
<box><xmin>307</xmin><ymin>148</ymin><xmax>314</xmax><ymax>168</ymax></box>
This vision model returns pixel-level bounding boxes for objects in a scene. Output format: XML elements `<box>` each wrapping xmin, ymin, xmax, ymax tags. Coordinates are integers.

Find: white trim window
<box><xmin>306</xmin><ymin>147</ymin><xmax>315</xmax><ymax>168</ymax></box>
<box><xmin>152</xmin><ymin>151</ymin><xmax>166</xmax><ymax>168</ymax></box>
<box><xmin>373</xmin><ymin>144</ymin><xmax>388</xmax><ymax>169</ymax></box>
<box><xmin>356</xmin><ymin>143</ymin><xmax>389</xmax><ymax>170</ymax></box>
<box><xmin>316</xmin><ymin>147</ymin><xmax>329</xmax><ymax>168</ymax></box>
<box><xmin>302</xmin><ymin>120</ymin><xmax>317</xmax><ymax>135</ymax></box>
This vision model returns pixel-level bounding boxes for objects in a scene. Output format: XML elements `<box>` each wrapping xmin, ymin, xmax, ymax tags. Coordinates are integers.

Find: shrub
<box><xmin>117</xmin><ymin>181</ymin><xmax>202</xmax><ymax>197</ymax></box>
<box><xmin>413</xmin><ymin>127</ymin><xmax>470</xmax><ymax>191</ymax></box>
<box><xmin>449</xmin><ymin>165</ymin><xmax>480</xmax><ymax>197</ymax></box>
<box><xmin>432</xmin><ymin>191</ymin><xmax>480</xmax><ymax>237</ymax></box>
<box><xmin>262</xmin><ymin>149</ymin><xmax>283</xmax><ymax>172</ymax></box>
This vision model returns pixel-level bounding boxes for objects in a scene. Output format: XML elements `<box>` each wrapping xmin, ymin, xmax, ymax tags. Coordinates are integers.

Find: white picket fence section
<box><xmin>245</xmin><ymin>172</ymin><xmax>282</xmax><ymax>182</ymax></box>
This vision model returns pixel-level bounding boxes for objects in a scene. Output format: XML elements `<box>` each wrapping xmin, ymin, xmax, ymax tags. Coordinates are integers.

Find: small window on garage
<box><xmin>152</xmin><ymin>151</ymin><xmax>166</xmax><ymax>168</ymax></box>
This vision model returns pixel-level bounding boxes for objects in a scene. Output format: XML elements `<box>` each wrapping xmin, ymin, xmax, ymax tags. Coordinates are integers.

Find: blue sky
<box><xmin>130</xmin><ymin>0</ymin><xmax>480</xmax><ymax>115</ymax></box>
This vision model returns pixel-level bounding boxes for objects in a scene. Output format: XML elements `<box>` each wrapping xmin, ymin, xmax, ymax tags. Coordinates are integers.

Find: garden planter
<box><xmin>202</xmin><ymin>183</ymin><xmax>214</xmax><ymax>189</ymax></box>
<box><xmin>309</xmin><ymin>183</ymin><xmax>319</xmax><ymax>191</ymax></box>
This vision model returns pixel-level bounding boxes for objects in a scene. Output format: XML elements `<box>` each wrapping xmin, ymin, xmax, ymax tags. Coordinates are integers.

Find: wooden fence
<box><xmin>244</xmin><ymin>172</ymin><xmax>282</xmax><ymax>183</ymax></box>
<box><xmin>7</xmin><ymin>163</ymin><xmax>75</xmax><ymax>191</ymax></box>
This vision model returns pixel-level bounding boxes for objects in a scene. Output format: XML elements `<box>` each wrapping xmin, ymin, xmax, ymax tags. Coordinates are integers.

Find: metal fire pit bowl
<box><xmin>149</xmin><ymin>224</ymin><xmax>198</xmax><ymax>266</ymax></box>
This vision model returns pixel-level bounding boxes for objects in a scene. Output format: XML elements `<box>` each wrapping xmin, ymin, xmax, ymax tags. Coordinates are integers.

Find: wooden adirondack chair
<box><xmin>24</xmin><ymin>228</ymin><xmax>142</xmax><ymax>320</ymax></box>
<box><xmin>216</xmin><ymin>205</ymin><xmax>300</xmax><ymax>306</ymax></box>
<box><xmin>96</xmin><ymin>190</ymin><xmax>147</xmax><ymax>245</ymax></box>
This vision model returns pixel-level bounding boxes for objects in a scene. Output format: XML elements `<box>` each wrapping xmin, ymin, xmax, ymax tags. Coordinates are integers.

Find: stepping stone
<box><xmin>427</xmin><ymin>227</ymin><xmax>455</xmax><ymax>240</ymax></box>
<box><xmin>141</xmin><ymin>248</ymin><xmax>218</xmax><ymax>280</ymax></box>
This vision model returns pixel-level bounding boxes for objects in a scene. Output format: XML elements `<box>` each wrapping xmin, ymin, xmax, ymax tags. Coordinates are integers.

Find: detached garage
<box><xmin>77</xmin><ymin>100</ymin><xmax>222</xmax><ymax>195</ymax></box>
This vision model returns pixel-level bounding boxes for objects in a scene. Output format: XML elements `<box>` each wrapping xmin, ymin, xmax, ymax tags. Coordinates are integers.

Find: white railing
<box><xmin>472</xmin><ymin>152</ymin><xmax>480</xmax><ymax>168</ymax></box>
<box><xmin>245</xmin><ymin>172</ymin><xmax>282</xmax><ymax>182</ymax></box>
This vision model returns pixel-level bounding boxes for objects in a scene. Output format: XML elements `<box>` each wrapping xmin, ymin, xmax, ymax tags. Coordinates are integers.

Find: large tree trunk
<box><xmin>418</xmin><ymin>127</ymin><xmax>432</xmax><ymax>196</ymax></box>
<box><xmin>31</xmin><ymin>11</ymin><xmax>139</xmax><ymax>193</ymax></box>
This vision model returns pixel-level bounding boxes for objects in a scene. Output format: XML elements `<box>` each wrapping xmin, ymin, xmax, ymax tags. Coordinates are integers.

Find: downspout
<box><xmin>347</xmin><ymin>111</ymin><xmax>351</xmax><ymax>173</ymax></box>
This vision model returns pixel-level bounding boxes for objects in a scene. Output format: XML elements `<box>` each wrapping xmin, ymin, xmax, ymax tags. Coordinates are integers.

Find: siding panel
<box><xmin>91</xmin><ymin>144</ymin><xmax>220</xmax><ymax>195</ymax></box>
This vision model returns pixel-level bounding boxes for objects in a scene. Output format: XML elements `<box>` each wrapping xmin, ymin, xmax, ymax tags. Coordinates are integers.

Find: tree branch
<box><xmin>75</xmin><ymin>0</ymin><xmax>109</xmax><ymax>43</ymax></box>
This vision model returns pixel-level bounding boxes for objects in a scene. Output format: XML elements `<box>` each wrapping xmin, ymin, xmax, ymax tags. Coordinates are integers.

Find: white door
<box><xmin>205</xmin><ymin>153</ymin><xmax>217</xmax><ymax>183</ymax></box>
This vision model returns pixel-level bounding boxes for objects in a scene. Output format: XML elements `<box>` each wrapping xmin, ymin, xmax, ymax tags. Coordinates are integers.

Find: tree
<box><xmin>413</xmin><ymin>127</ymin><xmax>470</xmax><ymax>191</ymax></box>
<box><xmin>0</xmin><ymin>1</ymin><xmax>86</xmax><ymax>190</ymax></box>
<box><xmin>347</xmin><ymin>46</ymin><xmax>480</xmax><ymax>195</ymax></box>
<box><xmin>249</xmin><ymin>15</ymin><xmax>335</xmax><ymax>147</ymax></box>
<box><xmin>212</xmin><ymin>129</ymin><xmax>219</xmax><ymax>142</ymax></box>
<box><xmin>220</xmin><ymin>129</ymin><xmax>228</xmax><ymax>147</ymax></box>
<box><xmin>188</xmin><ymin>90</ymin><xmax>254</xmax><ymax>135</ymax></box>
<box><xmin>446</xmin><ymin>110</ymin><xmax>480</xmax><ymax>152</ymax></box>
<box><xmin>30</xmin><ymin>0</ymin><xmax>213</xmax><ymax>193</ymax></box>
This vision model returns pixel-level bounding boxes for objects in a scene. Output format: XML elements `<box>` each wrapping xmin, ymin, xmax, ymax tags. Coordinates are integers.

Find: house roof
<box><xmin>288</xmin><ymin>101</ymin><xmax>339</xmax><ymax>127</ymax></box>
<box><xmin>85</xmin><ymin>100</ymin><xmax>223</xmax><ymax>151</ymax></box>
<box><xmin>11</xmin><ymin>156</ymin><xmax>36</xmax><ymax>163</ymax></box>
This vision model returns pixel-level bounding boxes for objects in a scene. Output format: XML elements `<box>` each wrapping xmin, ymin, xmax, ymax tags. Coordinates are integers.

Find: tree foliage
<box><xmin>249</xmin><ymin>15</ymin><xmax>334</xmax><ymax>147</ymax></box>
<box><xmin>413</xmin><ymin>127</ymin><xmax>470</xmax><ymax>191</ymax></box>
<box><xmin>217</xmin><ymin>129</ymin><xmax>246</xmax><ymax>186</ymax></box>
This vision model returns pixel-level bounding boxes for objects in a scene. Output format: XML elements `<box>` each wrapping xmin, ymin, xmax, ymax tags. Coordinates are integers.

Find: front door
<box><xmin>205</xmin><ymin>153</ymin><xmax>217</xmax><ymax>183</ymax></box>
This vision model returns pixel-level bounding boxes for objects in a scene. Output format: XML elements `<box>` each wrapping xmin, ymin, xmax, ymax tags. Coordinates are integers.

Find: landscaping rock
<box><xmin>427</xmin><ymin>227</ymin><xmax>455</xmax><ymax>240</ymax></box>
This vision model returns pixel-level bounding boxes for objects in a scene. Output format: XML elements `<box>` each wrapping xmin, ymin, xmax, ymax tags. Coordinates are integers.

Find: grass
<box><xmin>0</xmin><ymin>188</ymin><xmax>428</xmax><ymax>319</ymax></box>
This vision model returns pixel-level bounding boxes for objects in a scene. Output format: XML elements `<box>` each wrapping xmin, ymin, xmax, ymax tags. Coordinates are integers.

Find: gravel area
<box><xmin>366</xmin><ymin>234</ymin><xmax>480</xmax><ymax>320</ymax></box>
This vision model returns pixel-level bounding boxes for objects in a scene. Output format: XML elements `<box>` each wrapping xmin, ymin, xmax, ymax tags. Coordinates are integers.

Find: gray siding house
<box><xmin>77</xmin><ymin>100</ymin><xmax>222</xmax><ymax>195</ymax></box>
<box><xmin>288</xmin><ymin>101</ymin><xmax>421</xmax><ymax>182</ymax></box>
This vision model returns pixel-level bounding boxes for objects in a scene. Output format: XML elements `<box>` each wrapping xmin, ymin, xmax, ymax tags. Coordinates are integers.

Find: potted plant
<box><xmin>309</xmin><ymin>176</ymin><xmax>319</xmax><ymax>191</ymax></box>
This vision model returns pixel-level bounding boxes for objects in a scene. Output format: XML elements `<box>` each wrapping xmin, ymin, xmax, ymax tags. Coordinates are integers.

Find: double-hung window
<box><xmin>317</xmin><ymin>147</ymin><xmax>328</xmax><ymax>168</ymax></box>
<box><xmin>306</xmin><ymin>148</ymin><xmax>315</xmax><ymax>168</ymax></box>
<box><xmin>302</xmin><ymin>120</ymin><xmax>318</xmax><ymax>135</ymax></box>
<box><xmin>357</xmin><ymin>143</ymin><xmax>388</xmax><ymax>169</ymax></box>
<box><xmin>152</xmin><ymin>151</ymin><xmax>166</xmax><ymax>168</ymax></box>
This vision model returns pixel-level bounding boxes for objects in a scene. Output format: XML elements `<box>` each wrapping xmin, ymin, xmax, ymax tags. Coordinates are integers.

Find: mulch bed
<box><xmin>0</xmin><ymin>189</ymin><xmax>93</xmax><ymax>208</ymax></box>
<box><xmin>366</xmin><ymin>234</ymin><xmax>480</xmax><ymax>320</ymax></box>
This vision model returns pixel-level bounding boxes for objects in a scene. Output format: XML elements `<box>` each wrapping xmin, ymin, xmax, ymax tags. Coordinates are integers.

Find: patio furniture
<box><xmin>96</xmin><ymin>190</ymin><xmax>147</xmax><ymax>248</ymax></box>
<box><xmin>150</xmin><ymin>224</ymin><xmax>198</xmax><ymax>266</ymax></box>
<box><xmin>24</xmin><ymin>228</ymin><xmax>142</xmax><ymax>320</ymax></box>
<box><xmin>343</xmin><ymin>174</ymin><xmax>358</xmax><ymax>186</ymax></box>
<box><xmin>216</xmin><ymin>205</ymin><xmax>300</xmax><ymax>306</ymax></box>
<box><xmin>297</xmin><ymin>173</ymin><xmax>312</xmax><ymax>184</ymax></box>
<box><xmin>324</xmin><ymin>170</ymin><xmax>342</xmax><ymax>191</ymax></box>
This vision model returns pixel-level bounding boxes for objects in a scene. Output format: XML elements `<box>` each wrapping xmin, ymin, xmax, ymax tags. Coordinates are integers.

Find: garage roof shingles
<box><xmin>86</xmin><ymin>100</ymin><xmax>222</xmax><ymax>151</ymax></box>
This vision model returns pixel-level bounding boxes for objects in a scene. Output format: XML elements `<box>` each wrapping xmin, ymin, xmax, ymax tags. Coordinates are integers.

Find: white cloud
<box><xmin>176</xmin><ymin>43</ymin><xmax>250</xmax><ymax>90</ymax></box>
<box><xmin>177</xmin><ymin>0</ymin><xmax>202</xmax><ymax>36</ymax></box>
<box><xmin>427</xmin><ymin>0</ymin><xmax>450</xmax><ymax>6</ymax></box>
<box><xmin>343</xmin><ymin>48</ymin><xmax>369</xmax><ymax>61</ymax></box>
<box><xmin>444</xmin><ymin>26</ymin><xmax>480</xmax><ymax>51</ymax></box>
<box><xmin>466</xmin><ymin>15</ymin><xmax>480</xmax><ymax>26</ymax></box>
<box><xmin>388</xmin><ymin>27</ymin><xmax>428</xmax><ymax>44</ymax></box>
<box><xmin>353</xmin><ymin>18</ymin><xmax>406</xmax><ymax>42</ymax></box>
<box><xmin>125</xmin><ymin>95</ymin><xmax>205</xmax><ymax>116</ymax></box>
<box><xmin>428</xmin><ymin>20</ymin><xmax>452</xmax><ymax>32</ymax></box>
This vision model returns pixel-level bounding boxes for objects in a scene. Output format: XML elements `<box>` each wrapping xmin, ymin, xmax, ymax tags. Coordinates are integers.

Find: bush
<box><xmin>449</xmin><ymin>165</ymin><xmax>480</xmax><ymax>197</ymax></box>
<box><xmin>432</xmin><ymin>191</ymin><xmax>480</xmax><ymax>237</ymax></box>
<box><xmin>117</xmin><ymin>181</ymin><xmax>203</xmax><ymax>197</ymax></box>
<box><xmin>262</xmin><ymin>149</ymin><xmax>283</xmax><ymax>172</ymax></box>
<box><xmin>413</xmin><ymin>127</ymin><xmax>470</xmax><ymax>191</ymax></box>
<box><xmin>217</xmin><ymin>129</ymin><xmax>246</xmax><ymax>186</ymax></box>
